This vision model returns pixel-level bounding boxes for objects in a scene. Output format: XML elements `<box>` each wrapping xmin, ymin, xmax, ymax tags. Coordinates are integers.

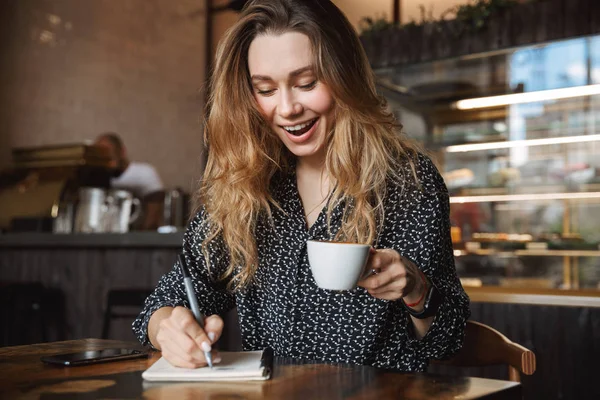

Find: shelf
<box><xmin>445</xmin><ymin>133</ymin><xmax>600</xmax><ymax>153</ymax></box>
<box><xmin>465</xmin><ymin>286</ymin><xmax>600</xmax><ymax>308</ymax></box>
<box><xmin>459</xmin><ymin>183</ymin><xmax>600</xmax><ymax>197</ymax></box>
<box><xmin>454</xmin><ymin>249</ymin><xmax>600</xmax><ymax>257</ymax></box>
<box><xmin>450</xmin><ymin>191</ymin><xmax>600</xmax><ymax>203</ymax></box>
<box><xmin>434</xmin><ymin>125</ymin><xmax>597</xmax><ymax>149</ymax></box>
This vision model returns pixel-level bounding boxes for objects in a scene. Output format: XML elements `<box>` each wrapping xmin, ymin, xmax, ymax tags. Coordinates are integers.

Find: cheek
<box><xmin>308</xmin><ymin>89</ymin><xmax>335</xmax><ymax>115</ymax></box>
<box><xmin>254</xmin><ymin>96</ymin><xmax>276</xmax><ymax>121</ymax></box>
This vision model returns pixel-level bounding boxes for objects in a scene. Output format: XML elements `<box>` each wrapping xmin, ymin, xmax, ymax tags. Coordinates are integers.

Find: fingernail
<box><xmin>208</xmin><ymin>332</ymin><xmax>216</xmax><ymax>343</ymax></box>
<box><xmin>213</xmin><ymin>355</ymin><xmax>222</xmax><ymax>363</ymax></box>
<box><xmin>201</xmin><ymin>341</ymin><xmax>212</xmax><ymax>352</ymax></box>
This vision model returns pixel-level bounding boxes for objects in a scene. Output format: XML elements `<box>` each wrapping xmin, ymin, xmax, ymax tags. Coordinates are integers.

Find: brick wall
<box><xmin>0</xmin><ymin>0</ymin><xmax>208</xmax><ymax>192</ymax></box>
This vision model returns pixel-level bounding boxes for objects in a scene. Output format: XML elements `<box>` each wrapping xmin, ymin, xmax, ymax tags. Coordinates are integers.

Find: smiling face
<box><xmin>248</xmin><ymin>31</ymin><xmax>335</xmax><ymax>165</ymax></box>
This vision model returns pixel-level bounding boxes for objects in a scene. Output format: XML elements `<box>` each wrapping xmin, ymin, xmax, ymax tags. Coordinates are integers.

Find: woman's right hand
<box><xmin>149</xmin><ymin>306</ymin><xmax>224</xmax><ymax>368</ymax></box>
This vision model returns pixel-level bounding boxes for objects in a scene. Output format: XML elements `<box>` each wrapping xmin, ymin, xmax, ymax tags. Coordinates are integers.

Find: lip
<box><xmin>279</xmin><ymin>118</ymin><xmax>317</xmax><ymax>129</ymax></box>
<box><xmin>280</xmin><ymin>117</ymin><xmax>319</xmax><ymax>144</ymax></box>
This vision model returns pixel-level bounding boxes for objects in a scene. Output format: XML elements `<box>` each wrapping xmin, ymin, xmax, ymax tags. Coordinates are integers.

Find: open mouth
<box><xmin>281</xmin><ymin>118</ymin><xmax>318</xmax><ymax>137</ymax></box>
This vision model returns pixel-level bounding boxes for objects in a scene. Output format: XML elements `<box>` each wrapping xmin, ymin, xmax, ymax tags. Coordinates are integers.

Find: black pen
<box><xmin>178</xmin><ymin>254</ymin><xmax>213</xmax><ymax>368</ymax></box>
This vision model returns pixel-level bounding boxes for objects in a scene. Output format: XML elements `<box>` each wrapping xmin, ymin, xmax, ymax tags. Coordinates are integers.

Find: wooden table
<box><xmin>0</xmin><ymin>339</ymin><xmax>522</xmax><ymax>399</ymax></box>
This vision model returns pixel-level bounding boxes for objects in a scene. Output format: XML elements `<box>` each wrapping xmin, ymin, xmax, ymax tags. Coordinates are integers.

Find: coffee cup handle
<box><xmin>359</xmin><ymin>250</ymin><xmax>376</xmax><ymax>280</ymax></box>
<box><xmin>360</xmin><ymin>267</ymin><xmax>376</xmax><ymax>280</ymax></box>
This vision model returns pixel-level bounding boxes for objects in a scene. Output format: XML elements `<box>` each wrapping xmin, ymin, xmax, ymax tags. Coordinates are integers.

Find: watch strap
<box><xmin>402</xmin><ymin>280</ymin><xmax>442</xmax><ymax>319</ymax></box>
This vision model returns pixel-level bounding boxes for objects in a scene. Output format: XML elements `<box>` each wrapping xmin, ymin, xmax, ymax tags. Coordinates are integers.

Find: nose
<box><xmin>277</xmin><ymin>89</ymin><xmax>303</xmax><ymax>118</ymax></box>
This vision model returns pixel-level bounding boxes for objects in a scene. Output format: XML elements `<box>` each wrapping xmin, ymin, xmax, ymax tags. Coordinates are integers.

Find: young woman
<box><xmin>133</xmin><ymin>0</ymin><xmax>470</xmax><ymax>371</ymax></box>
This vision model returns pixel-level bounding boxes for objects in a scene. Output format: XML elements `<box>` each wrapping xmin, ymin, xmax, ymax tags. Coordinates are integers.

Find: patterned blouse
<box><xmin>133</xmin><ymin>154</ymin><xmax>470</xmax><ymax>371</ymax></box>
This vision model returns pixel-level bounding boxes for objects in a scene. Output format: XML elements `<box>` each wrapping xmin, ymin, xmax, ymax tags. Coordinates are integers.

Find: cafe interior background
<box><xmin>0</xmin><ymin>0</ymin><xmax>598</xmax><ymax>399</ymax></box>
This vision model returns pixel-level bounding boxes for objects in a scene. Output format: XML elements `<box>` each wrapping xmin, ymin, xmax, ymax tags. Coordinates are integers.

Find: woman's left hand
<box><xmin>357</xmin><ymin>248</ymin><xmax>425</xmax><ymax>303</ymax></box>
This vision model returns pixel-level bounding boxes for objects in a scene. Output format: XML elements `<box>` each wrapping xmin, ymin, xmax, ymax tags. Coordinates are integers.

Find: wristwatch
<box><xmin>402</xmin><ymin>280</ymin><xmax>442</xmax><ymax>319</ymax></box>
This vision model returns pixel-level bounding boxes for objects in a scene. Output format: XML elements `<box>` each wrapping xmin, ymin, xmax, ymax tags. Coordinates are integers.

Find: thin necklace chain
<box><xmin>305</xmin><ymin>195</ymin><xmax>328</xmax><ymax>217</ymax></box>
<box><xmin>298</xmin><ymin>164</ymin><xmax>330</xmax><ymax>218</ymax></box>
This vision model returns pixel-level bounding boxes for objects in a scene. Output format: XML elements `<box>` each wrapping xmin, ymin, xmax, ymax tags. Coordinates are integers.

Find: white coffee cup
<box><xmin>306</xmin><ymin>240</ymin><xmax>372</xmax><ymax>291</ymax></box>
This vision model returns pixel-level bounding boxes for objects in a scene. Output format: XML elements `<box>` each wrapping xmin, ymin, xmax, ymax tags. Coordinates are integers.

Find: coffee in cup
<box><xmin>306</xmin><ymin>240</ymin><xmax>372</xmax><ymax>290</ymax></box>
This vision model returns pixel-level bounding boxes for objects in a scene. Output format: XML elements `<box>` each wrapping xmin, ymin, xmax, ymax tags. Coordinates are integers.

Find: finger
<box><xmin>158</xmin><ymin>320</ymin><xmax>206</xmax><ymax>367</ymax></box>
<box><xmin>368</xmin><ymin>289</ymin><xmax>403</xmax><ymax>301</ymax></box>
<box><xmin>170</xmin><ymin>309</ymin><xmax>224</xmax><ymax>365</ymax></box>
<box><xmin>359</xmin><ymin>262</ymin><xmax>402</xmax><ymax>290</ymax></box>
<box><xmin>156</xmin><ymin>314</ymin><xmax>196</xmax><ymax>355</ymax></box>
<box><xmin>211</xmin><ymin>349</ymin><xmax>222</xmax><ymax>364</ymax></box>
<box><xmin>368</xmin><ymin>276</ymin><xmax>407</xmax><ymax>295</ymax></box>
<box><xmin>358</xmin><ymin>251</ymin><xmax>386</xmax><ymax>286</ymax></box>
<box><xmin>365</xmin><ymin>249</ymin><xmax>384</xmax><ymax>272</ymax></box>
<box><xmin>172</xmin><ymin>307</ymin><xmax>213</xmax><ymax>355</ymax></box>
<box><xmin>366</xmin><ymin>261</ymin><xmax>408</xmax><ymax>292</ymax></box>
<box><xmin>161</xmin><ymin>335</ymin><xmax>207</xmax><ymax>368</ymax></box>
<box><xmin>161</xmin><ymin>347</ymin><xmax>203</xmax><ymax>369</ymax></box>
<box><xmin>359</xmin><ymin>247</ymin><xmax>379</xmax><ymax>280</ymax></box>
<box><xmin>166</xmin><ymin>335</ymin><xmax>223</xmax><ymax>366</ymax></box>
<box><xmin>163</xmin><ymin>337</ymin><xmax>223</xmax><ymax>367</ymax></box>
<box><xmin>358</xmin><ymin>271</ymin><xmax>391</xmax><ymax>289</ymax></box>
<box><xmin>203</xmin><ymin>315</ymin><xmax>225</xmax><ymax>344</ymax></box>
<box><xmin>160</xmin><ymin>317</ymin><xmax>207</xmax><ymax>364</ymax></box>
<box><xmin>366</xmin><ymin>248</ymin><xmax>399</xmax><ymax>273</ymax></box>
<box><xmin>368</xmin><ymin>249</ymin><xmax>408</xmax><ymax>282</ymax></box>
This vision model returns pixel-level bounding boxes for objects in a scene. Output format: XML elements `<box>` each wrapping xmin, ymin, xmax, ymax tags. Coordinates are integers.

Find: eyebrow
<box><xmin>251</xmin><ymin>66</ymin><xmax>314</xmax><ymax>82</ymax></box>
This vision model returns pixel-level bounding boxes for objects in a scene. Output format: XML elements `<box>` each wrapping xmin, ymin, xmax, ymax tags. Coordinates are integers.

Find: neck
<box><xmin>295</xmin><ymin>153</ymin><xmax>331</xmax><ymax>202</ymax></box>
<box><xmin>295</xmin><ymin>151</ymin><xmax>326</xmax><ymax>176</ymax></box>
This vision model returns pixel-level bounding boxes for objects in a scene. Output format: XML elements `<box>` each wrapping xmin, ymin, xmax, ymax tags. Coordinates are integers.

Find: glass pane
<box><xmin>375</xmin><ymin>34</ymin><xmax>600</xmax><ymax>291</ymax></box>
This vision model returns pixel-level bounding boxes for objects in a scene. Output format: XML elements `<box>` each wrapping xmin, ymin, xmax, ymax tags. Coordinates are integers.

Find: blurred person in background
<box><xmin>95</xmin><ymin>132</ymin><xmax>164</xmax><ymax>230</ymax></box>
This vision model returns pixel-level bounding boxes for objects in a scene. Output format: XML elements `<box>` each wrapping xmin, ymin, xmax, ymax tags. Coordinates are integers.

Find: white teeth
<box><xmin>283</xmin><ymin>119</ymin><xmax>315</xmax><ymax>132</ymax></box>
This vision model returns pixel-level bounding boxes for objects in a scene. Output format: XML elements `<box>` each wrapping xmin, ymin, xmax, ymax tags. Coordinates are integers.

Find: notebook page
<box><xmin>142</xmin><ymin>351</ymin><xmax>270</xmax><ymax>381</ymax></box>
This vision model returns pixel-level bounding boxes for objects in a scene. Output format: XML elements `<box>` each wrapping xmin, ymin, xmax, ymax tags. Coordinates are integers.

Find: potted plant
<box><xmin>359</xmin><ymin>0</ymin><xmax>600</xmax><ymax>68</ymax></box>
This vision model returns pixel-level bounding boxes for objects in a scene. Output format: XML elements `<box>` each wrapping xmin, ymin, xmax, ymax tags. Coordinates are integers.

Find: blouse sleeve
<box><xmin>393</xmin><ymin>155</ymin><xmax>471</xmax><ymax>361</ymax></box>
<box><xmin>132</xmin><ymin>207</ymin><xmax>236</xmax><ymax>346</ymax></box>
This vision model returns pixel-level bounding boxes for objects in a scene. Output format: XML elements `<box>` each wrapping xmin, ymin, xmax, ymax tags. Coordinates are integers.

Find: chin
<box><xmin>286</xmin><ymin>145</ymin><xmax>323</xmax><ymax>160</ymax></box>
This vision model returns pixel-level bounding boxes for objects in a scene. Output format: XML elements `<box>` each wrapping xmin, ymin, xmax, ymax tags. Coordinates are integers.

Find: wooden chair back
<box><xmin>101</xmin><ymin>288</ymin><xmax>152</xmax><ymax>339</ymax></box>
<box><xmin>433</xmin><ymin>320</ymin><xmax>536</xmax><ymax>382</ymax></box>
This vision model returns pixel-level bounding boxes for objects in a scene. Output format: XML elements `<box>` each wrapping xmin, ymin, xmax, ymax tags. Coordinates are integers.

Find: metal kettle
<box><xmin>74</xmin><ymin>187</ymin><xmax>141</xmax><ymax>233</ymax></box>
<box><xmin>160</xmin><ymin>188</ymin><xmax>185</xmax><ymax>232</ymax></box>
<box><xmin>104</xmin><ymin>189</ymin><xmax>141</xmax><ymax>233</ymax></box>
<box><xmin>74</xmin><ymin>187</ymin><xmax>108</xmax><ymax>233</ymax></box>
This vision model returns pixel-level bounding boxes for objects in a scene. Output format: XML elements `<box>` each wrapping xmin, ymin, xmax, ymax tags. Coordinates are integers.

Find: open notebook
<box><xmin>142</xmin><ymin>349</ymin><xmax>273</xmax><ymax>382</ymax></box>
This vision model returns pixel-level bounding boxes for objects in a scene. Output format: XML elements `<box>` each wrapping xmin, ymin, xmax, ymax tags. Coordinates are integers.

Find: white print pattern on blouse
<box><xmin>132</xmin><ymin>154</ymin><xmax>470</xmax><ymax>371</ymax></box>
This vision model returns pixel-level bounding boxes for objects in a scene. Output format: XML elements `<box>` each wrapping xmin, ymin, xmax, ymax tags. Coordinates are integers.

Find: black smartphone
<box><xmin>41</xmin><ymin>348</ymin><xmax>148</xmax><ymax>366</ymax></box>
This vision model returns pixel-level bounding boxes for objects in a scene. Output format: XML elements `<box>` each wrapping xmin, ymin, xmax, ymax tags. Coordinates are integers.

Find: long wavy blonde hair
<box><xmin>197</xmin><ymin>0</ymin><xmax>419</xmax><ymax>290</ymax></box>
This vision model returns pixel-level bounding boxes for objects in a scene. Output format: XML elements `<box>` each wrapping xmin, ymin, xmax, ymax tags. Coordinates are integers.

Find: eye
<box><xmin>256</xmin><ymin>88</ymin><xmax>276</xmax><ymax>96</ymax></box>
<box><xmin>298</xmin><ymin>80</ymin><xmax>317</xmax><ymax>90</ymax></box>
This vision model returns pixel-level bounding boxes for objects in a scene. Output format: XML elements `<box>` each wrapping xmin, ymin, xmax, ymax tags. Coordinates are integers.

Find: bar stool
<box><xmin>101</xmin><ymin>288</ymin><xmax>152</xmax><ymax>339</ymax></box>
<box><xmin>0</xmin><ymin>282</ymin><xmax>66</xmax><ymax>346</ymax></box>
